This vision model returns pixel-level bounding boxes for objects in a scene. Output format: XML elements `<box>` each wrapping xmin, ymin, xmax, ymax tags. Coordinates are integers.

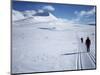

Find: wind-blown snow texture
<box><xmin>12</xmin><ymin>10</ymin><xmax>96</xmax><ymax>74</ymax></box>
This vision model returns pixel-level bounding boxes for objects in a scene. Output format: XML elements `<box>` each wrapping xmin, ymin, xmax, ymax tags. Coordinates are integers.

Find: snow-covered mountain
<box><xmin>12</xmin><ymin>10</ymin><xmax>57</xmax><ymax>22</ymax></box>
<box><xmin>12</xmin><ymin>9</ymin><xmax>75</xmax><ymax>30</ymax></box>
<box><xmin>33</xmin><ymin>12</ymin><xmax>57</xmax><ymax>22</ymax></box>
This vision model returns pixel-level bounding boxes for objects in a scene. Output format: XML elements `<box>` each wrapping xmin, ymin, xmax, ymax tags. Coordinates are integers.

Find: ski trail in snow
<box><xmin>75</xmin><ymin>32</ymin><xmax>82</xmax><ymax>70</ymax></box>
<box><xmin>88</xmin><ymin>52</ymin><xmax>96</xmax><ymax>65</ymax></box>
<box><xmin>75</xmin><ymin>32</ymin><xmax>96</xmax><ymax>70</ymax></box>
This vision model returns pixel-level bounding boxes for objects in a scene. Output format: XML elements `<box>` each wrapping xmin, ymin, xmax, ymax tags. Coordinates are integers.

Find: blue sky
<box><xmin>12</xmin><ymin>1</ymin><xmax>96</xmax><ymax>24</ymax></box>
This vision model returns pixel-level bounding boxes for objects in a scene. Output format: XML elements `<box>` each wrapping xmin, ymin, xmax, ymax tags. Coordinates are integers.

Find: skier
<box><xmin>85</xmin><ymin>37</ymin><xmax>91</xmax><ymax>52</ymax></box>
<box><xmin>81</xmin><ymin>37</ymin><xmax>83</xmax><ymax>43</ymax></box>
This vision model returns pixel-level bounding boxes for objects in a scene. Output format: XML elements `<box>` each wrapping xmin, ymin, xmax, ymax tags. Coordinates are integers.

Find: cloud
<box><xmin>37</xmin><ymin>9</ymin><xmax>44</xmax><ymax>13</ymax></box>
<box><xmin>74</xmin><ymin>11</ymin><xmax>78</xmax><ymax>15</ymax></box>
<box><xmin>58</xmin><ymin>18</ymin><xmax>75</xmax><ymax>24</ymax></box>
<box><xmin>42</xmin><ymin>5</ymin><xmax>55</xmax><ymax>12</ymax></box>
<box><xmin>23</xmin><ymin>10</ymin><xmax>37</xmax><ymax>17</ymax></box>
<box><xmin>82</xmin><ymin>7</ymin><xmax>95</xmax><ymax>16</ymax></box>
<box><xmin>73</xmin><ymin>7</ymin><xmax>96</xmax><ymax>24</ymax></box>
<box><xmin>12</xmin><ymin>10</ymin><xmax>25</xmax><ymax>21</ymax></box>
<box><xmin>75</xmin><ymin>7</ymin><xmax>95</xmax><ymax>17</ymax></box>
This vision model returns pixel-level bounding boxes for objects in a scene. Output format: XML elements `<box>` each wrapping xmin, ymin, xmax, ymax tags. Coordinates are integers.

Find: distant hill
<box><xmin>88</xmin><ymin>24</ymin><xmax>96</xmax><ymax>26</ymax></box>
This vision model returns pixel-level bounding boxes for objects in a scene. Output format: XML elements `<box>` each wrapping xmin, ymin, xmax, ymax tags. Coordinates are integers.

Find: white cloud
<box><xmin>58</xmin><ymin>18</ymin><xmax>75</xmax><ymax>24</ymax></box>
<box><xmin>42</xmin><ymin>5</ymin><xmax>55</xmax><ymax>12</ymax></box>
<box><xmin>87</xmin><ymin>7</ymin><xmax>95</xmax><ymax>15</ymax></box>
<box><xmin>75</xmin><ymin>7</ymin><xmax>95</xmax><ymax>17</ymax></box>
<box><xmin>12</xmin><ymin>10</ymin><xmax>25</xmax><ymax>21</ymax></box>
<box><xmin>23</xmin><ymin>10</ymin><xmax>37</xmax><ymax>17</ymax></box>
<box><xmin>79</xmin><ymin>11</ymin><xmax>86</xmax><ymax>16</ymax></box>
<box><xmin>37</xmin><ymin>9</ymin><xmax>44</xmax><ymax>13</ymax></box>
<box><xmin>74</xmin><ymin>11</ymin><xmax>78</xmax><ymax>15</ymax></box>
<box><xmin>73</xmin><ymin>7</ymin><xmax>96</xmax><ymax>24</ymax></box>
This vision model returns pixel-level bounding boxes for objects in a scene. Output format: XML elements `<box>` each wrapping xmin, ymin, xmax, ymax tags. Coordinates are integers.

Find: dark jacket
<box><xmin>85</xmin><ymin>38</ymin><xmax>91</xmax><ymax>47</ymax></box>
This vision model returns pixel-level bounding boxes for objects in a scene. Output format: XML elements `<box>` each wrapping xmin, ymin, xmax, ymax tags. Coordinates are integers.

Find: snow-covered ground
<box><xmin>12</xmin><ymin>11</ymin><xmax>96</xmax><ymax>74</ymax></box>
